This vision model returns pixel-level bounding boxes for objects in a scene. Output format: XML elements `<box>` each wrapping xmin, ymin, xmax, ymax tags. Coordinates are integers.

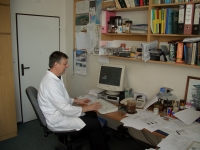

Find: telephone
<box><xmin>120</xmin><ymin>97</ymin><xmax>146</xmax><ymax>109</ymax></box>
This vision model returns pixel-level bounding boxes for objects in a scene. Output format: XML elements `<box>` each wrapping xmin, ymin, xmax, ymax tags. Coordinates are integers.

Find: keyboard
<box><xmin>90</xmin><ymin>99</ymin><xmax>118</xmax><ymax>114</ymax></box>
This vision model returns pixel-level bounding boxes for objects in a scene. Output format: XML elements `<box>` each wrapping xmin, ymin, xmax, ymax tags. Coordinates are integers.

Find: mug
<box><xmin>126</xmin><ymin>100</ymin><xmax>136</xmax><ymax>114</ymax></box>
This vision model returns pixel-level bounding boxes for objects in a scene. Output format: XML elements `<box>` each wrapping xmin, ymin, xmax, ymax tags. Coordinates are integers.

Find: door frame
<box><xmin>16</xmin><ymin>13</ymin><xmax>60</xmax><ymax>122</ymax></box>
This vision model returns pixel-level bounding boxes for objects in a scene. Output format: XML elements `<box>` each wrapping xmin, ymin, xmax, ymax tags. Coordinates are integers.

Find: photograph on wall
<box><xmin>184</xmin><ymin>76</ymin><xmax>200</xmax><ymax>109</ymax></box>
<box><xmin>75</xmin><ymin>49</ymin><xmax>87</xmax><ymax>75</ymax></box>
<box><xmin>76</xmin><ymin>13</ymin><xmax>89</xmax><ymax>25</ymax></box>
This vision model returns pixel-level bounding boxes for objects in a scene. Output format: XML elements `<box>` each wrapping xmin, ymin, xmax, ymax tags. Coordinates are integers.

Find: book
<box><xmin>184</xmin><ymin>4</ymin><xmax>194</xmax><ymax>35</ymax></box>
<box><xmin>177</xmin><ymin>4</ymin><xmax>185</xmax><ymax>34</ymax></box>
<box><xmin>172</xmin><ymin>10</ymin><xmax>178</xmax><ymax>34</ymax></box>
<box><xmin>168</xmin><ymin>42</ymin><xmax>176</xmax><ymax>62</ymax></box>
<box><xmin>118</xmin><ymin>0</ymin><xmax>127</xmax><ymax>8</ymax></box>
<box><xmin>185</xmin><ymin>42</ymin><xmax>193</xmax><ymax>65</ymax></box>
<box><xmin>197</xmin><ymin>42</ymin><xmax>200</xmax><ymax>66</ymax></box>
<box><xmin>192</xmin><ymin>3</ymin><xmax>200</xmax><ymax>35</ymax></box>
<box><xmin>176</xmin><ymin>42</ymin><xmax>184</xmax><ymax>63</ymax></box>
<box><xmin>191</xmin><ymin>43</ymin><xmax>197</xmax><ymax>65</ymax></box>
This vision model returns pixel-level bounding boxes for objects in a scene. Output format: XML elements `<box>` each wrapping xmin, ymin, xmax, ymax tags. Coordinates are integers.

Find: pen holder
<box><xmin>126</xmin><ymin>100</ymin><xmax>137</xmax><ymax>114</ymax></box>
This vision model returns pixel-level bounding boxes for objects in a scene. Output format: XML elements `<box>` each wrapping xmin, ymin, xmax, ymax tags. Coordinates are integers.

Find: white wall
<box><xmin>10</xmin><ymin>0</ymin><xmax>66</xmax><ymax>122</ymax></box>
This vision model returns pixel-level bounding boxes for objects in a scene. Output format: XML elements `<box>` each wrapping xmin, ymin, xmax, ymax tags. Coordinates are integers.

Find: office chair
<box><xmin>25</xmin><ymin>86</ymin><xmax>86</xmax><ymax>150</ymax></box>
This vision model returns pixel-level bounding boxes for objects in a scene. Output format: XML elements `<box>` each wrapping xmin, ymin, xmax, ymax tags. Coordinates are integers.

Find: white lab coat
<box><xmin>37</xmin><ymin>70</ymin><xmax>85</xmax><ymax>131</ymax></box>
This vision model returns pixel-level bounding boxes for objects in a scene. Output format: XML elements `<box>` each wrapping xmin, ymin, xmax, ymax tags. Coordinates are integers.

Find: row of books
<box><xmin>115</xmin><ymin>0</ymin><xmax>149</xmax><ymax>9</ymax></box>
<box><xmin>151</xmin><ymin>3</ymin><xmax>200</xmax><ymax>35</ymax></box>
<box><xmin>153</xmin><ymin>0</ymin><xmax>200</xmax><ymax>4</ymax></box>
<box><xmin>168</xmin><ymin>41</ymin><xmax>200</xmax><ymax>65</ymax></box>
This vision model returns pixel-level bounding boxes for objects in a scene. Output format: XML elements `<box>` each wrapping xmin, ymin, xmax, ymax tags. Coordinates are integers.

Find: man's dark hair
<box><xmin>49</xmin><ymin>51</ymin><xmax>68</xmax><ymax>68</ymax></box>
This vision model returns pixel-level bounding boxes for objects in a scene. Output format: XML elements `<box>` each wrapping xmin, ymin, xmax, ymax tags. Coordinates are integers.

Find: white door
<box><xmin>17</xmin><ymin>14</ymin><xmax>60</xmax><ymax>122</ymax></box>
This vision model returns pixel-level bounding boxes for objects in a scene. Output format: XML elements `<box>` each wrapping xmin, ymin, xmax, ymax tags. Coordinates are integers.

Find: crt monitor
<box><xmin>97</xmin><ymin>64</ymin><xmax>125</xmax><ymax>95</ymax></box>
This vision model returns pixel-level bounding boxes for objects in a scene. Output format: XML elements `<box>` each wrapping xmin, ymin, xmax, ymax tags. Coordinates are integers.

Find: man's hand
<box><xmin>74</xmin><ymin>98</ymin><xmax>90</xmax><ymax>105</ymax></box>
<box><xmin>82</xmin><ymin>102</ymin><xmax>102</xmax><ymax>112</ymax></box>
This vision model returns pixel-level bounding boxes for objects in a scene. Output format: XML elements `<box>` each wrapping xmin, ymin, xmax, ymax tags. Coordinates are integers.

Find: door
<box><xmin>17</xmin><ymin>14</ymin><xmax>60</xmax><ymax>122</ymax></box>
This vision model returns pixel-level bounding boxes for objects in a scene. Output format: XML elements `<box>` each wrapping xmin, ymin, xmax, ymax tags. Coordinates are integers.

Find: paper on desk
<box><xmin>125</xmin><ymin>109</ymin><xmax>171</xmax><ymax>132</ymax></box>
<box><xmin>77</xmin><ymin>94</ymin><xmax>97</xmax><ymax>101</ymax></box>
<box><xmin>144</xmin><ymin>95</ymin><xmax>158</xmax><ymax>110</ymax></box>
<box><xmin>88</xmin><ymin>87</ymin><xmax>104</xmax><ymax>97</ymax></box>
<box><xmin>174</xmin><ymin>108</ymin><xmax>200</xmax><ymax>125</ymax></box>
<box><xmin>188</xmin><ymin>142</ymin><xmax>200</xmax><ymax>150</ymax></box>
<box><xmin>157</xmin><ymin>133</ymin><xmax>194</xmax><ymax>150</ymax></box>
<box><xmin>120</xmin><ymin>117</ymin><xmax>148</xmax><ymax>130</ymax></box>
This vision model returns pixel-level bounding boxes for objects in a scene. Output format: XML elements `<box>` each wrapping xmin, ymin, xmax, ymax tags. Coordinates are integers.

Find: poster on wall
<box><xmin>75</xmin><ymin>49</ymin><xmax>87</xmax><ymax>75</ymax></box>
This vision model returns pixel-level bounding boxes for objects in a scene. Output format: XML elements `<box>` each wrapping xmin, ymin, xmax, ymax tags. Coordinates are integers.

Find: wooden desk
<box><xmin>102</xmin><ymin>110</ymin><xmax>167</xmax><ymax>139</ymax></box>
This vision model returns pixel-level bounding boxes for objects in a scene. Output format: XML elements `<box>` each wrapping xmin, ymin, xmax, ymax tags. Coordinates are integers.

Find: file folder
<box><xmin>184</xmin><ymin>4</ymin><xmax>194</xmax><ymax>35</ymax></box>
<box><xmin>192</xmin><ymin>3</ymin><xmax>200</xmax><ymax>35</ymax></box>
<box><xmin>177</xmin><ymin>4</ymin><xmax>185</xmax><ymax>34</ymax></box>
<box><xmin>101</xmin><ymin>11</ymin><xmax>116</xmax><ymax>33</ymax></box>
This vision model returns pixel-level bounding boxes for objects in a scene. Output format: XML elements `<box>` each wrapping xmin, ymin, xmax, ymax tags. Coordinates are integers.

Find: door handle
<box><xmin>21</xmin><ymin>64</ymin><xmax>30</xmax><ymax>76</ymax></box>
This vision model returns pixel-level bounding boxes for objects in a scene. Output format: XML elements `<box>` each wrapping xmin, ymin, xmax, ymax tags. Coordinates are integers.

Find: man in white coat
<box><xmin>38</xmin><ymin>51</ymin><xmax>109</xmax><ymax>150</ymax></box>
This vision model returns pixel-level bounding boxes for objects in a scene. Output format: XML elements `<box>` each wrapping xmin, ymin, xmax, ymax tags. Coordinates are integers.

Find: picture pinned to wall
<box><xmin>76</xmin><ymin>25</ymin><xmax>87</xmax><ymax>32</ymax></box>
<box><xmin>95</xmin><ymin>0</ymin><xmax>102</xmax><ymax>24</ymax></box>
<box><xmin>91</xmin><ymin>25</ymin><xmax>101</xmax><ymax>55</ymax></box>
<box><xmin>75</xmin><ymin>49</ymin><xmax>87</xmax><ymax>75</ymax></box>
<box><xmin>76</xmin><ymin>0</ymin><xmax>89</xmax><ymax>14</ymax></box>
<box><xmin>89</xmin><ymin>0</ymin><xmax>96</xmax><ymax>24</ymax></box>
<box><xmin>184</xmin><ymin>76</ymin><xmax>200</xmax><ymax>109</ymax></box>
<box><xmin>76</xmin><ymin>13</ymin><xmax>89</xmax><ymax>25</ymax></box>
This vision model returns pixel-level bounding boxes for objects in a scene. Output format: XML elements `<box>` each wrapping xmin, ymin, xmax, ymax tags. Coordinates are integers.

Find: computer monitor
<box><xmin>97</xmin><ymin>64</ymin><xmax>125</xmax><ymax>95</ymax></box>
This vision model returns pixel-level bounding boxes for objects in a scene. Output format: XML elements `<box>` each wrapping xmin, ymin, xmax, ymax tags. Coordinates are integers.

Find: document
<box><xmin>76</xmin><ymin>32</ymin><xmax>90</xmax><ymax>49</ymax></box>
<box><xmin>143</xmin><ymin>95</ymin><xmax>158</xmax><ymax>110</ymax></box>
<box><xmin>157</xmin><ymin>134</ymin><xmax>194</xmax><ymax>150</ymax></box>
<box><xmin>174</xmin><ymin>108</ymin><xmax>200</xmax><ymax>125</ymax></box>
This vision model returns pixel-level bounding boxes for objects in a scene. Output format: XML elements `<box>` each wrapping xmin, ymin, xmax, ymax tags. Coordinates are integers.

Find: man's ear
<box><xmin>54</xmin><ymin>62</ymin><xmax>58</xmax><ymax>68</ymax></box>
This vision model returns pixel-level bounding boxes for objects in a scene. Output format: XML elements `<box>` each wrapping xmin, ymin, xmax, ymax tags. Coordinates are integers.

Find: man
<box><xmin>38</xmin><ymin>51</ymin><xmax>109</xmax><ymax>150</ymax></box>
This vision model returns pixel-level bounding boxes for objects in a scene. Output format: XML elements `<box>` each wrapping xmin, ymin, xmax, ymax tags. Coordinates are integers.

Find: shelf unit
<box><xmin>101</xmin><ymin>0</ymin><xmax>200</xmax><ymax>68</ymax></box>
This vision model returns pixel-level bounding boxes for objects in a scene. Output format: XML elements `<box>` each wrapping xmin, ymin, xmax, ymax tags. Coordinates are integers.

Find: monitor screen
<box><xmin>97</xmin><ymin>64</ymin><xmax>125</xmax><ymax>95</ymax></box>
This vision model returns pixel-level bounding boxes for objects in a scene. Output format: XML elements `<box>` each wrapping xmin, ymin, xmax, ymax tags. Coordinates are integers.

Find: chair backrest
<box><xmin>25</xmin><ymin>86</ymin><xmax>47</xmax><ymax>127</ymax></box>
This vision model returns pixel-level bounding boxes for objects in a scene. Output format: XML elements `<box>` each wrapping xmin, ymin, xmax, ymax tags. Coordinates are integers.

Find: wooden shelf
<box><xmin>152</xmin><ymin>1</ymin><xmax>200</xmax><ymax>7</ymax></box>
<box><xmin>112</xmin><ymin>6</ymin><xmax>149</xmax><ymax>12</ymax></box>
<box><xmin>102</xmin><ymin>55</ymin><xmax>200</xmax><ymax>68</ymax></box>
<box><xmin>150</xmin><ymin>34</ymin><xmax>200</xmax><ymax>37</ymax></box>
<box><xmin>103</xmin><ymin>33</ymin><xmax>147</xmax><ymax>36</ymax></box>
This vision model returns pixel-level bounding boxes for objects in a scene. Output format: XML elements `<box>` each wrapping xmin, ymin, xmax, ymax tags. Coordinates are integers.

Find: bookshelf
<box><xmin>101</xmin><ymin>0</ymin><xmax>200</xmax><ymax>68</ymax></box>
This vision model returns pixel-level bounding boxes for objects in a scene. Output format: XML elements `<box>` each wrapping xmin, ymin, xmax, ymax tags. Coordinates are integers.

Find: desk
<box><xmin>102</xmin><ymin>110</ymin><xmax>167</xmax><ymax>139</ymax></box>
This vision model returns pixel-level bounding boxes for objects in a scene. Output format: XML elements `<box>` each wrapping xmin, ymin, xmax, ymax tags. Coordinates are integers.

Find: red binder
<box><xmin>184</xmin><ymin>4</ymin><xmax>194</xmax><ymax>35</ymax></box>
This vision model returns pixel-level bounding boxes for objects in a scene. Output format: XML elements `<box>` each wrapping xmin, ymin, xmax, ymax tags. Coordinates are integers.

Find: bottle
<box><xmin>125</xmin><ymin>20</ymin><xmax>130</xmax><ymax>34</ymax></box>
<box><xmin>107</xmin><ymin>21</ymin><xmax>112</xmax><ymax>33</ymax></box>
<box><xmin>179</xmin><ymin>99</ymin><xmax>185</xmax><ymax>110</ymax></box>
<box><xmin>122</xmin><ymin>18</ymin><xmax>127</xmax><ymax>33</ymax></box>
